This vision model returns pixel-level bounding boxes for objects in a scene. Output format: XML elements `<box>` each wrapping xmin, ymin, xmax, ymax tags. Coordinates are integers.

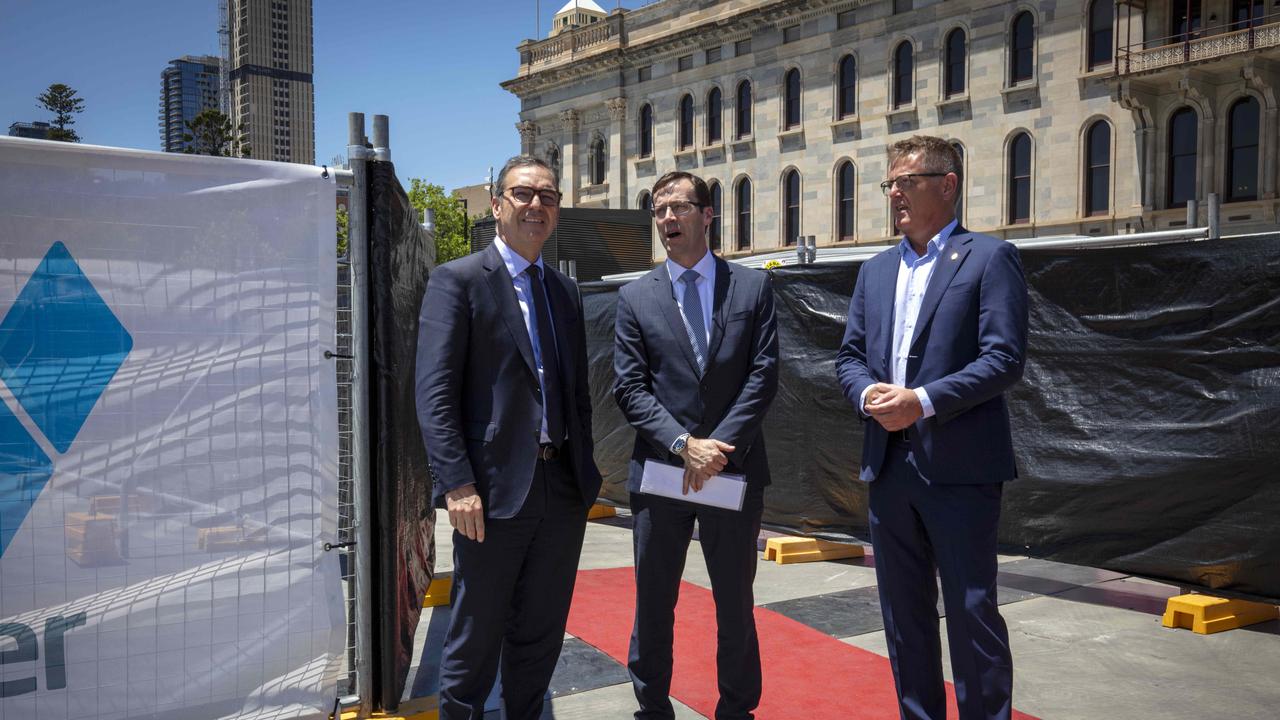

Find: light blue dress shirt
<box><xmin>493</xmin><ymin>236</ymin><xmax>555</xmax><ymax>443</ymax></box>
<box><xmin>665</xmin><ymin>249</ymin><xmax>716</xmax><ymax>348</ymax></box>
<box><xmin>860</xmin><ymin>219</ymin><xmax>959</xmax><ymax>419</ymax></box>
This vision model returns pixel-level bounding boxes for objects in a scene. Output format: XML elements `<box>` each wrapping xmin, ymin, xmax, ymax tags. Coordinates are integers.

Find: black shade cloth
<box><xmin>366</xmin><ymin>160</ymin><xmax>435</xmax><ymax>710</ymax></box>
<box><xmin>581</xmin><ymin>234</ymin><xmax>1280</xmax><ymax>600</ymax></box>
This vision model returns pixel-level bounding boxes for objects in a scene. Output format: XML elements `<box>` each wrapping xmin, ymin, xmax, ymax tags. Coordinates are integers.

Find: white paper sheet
<box><xmin>640</xmin><ymin>458</ymin><xmax>747</xmax><ymax>511</ymax></box>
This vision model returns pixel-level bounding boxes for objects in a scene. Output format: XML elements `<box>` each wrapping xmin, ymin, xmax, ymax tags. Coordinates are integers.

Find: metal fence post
<box><xmin>346</xmin><ymin>111</ymin><xmax>375</xmax><ymax>718</ymax></box>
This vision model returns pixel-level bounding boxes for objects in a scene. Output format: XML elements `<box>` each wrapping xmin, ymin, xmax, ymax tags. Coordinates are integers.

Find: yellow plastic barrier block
<box><xmin>1161</xmin><ymin>594</ymin><xmax>1280</xmax><ymax>634</ymax></box>
<box><xmin>763</xmin><ymin>536</ymin><xmax>864</xmax><ymax>565</ymax></box>
<box><xmin>423</xmin><ymin>574</ymin><xmax>453</xmax><ymax>608</ymax></box>
<box><xmin>339</xmin><ymin>695</ymin><xmax>438</xmax><ymax>719</ymax></box>
<box><xmin>587</xmin><ymin>503</ymin><xmax>617</xmax><ymax>520</ymax></box>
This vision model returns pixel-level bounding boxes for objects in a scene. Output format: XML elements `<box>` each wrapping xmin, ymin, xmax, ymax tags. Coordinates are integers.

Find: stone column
<box><xmin>560</xmin><ymin>110</ymin><xmax>580</xmax><ymax>206</ymax></box>
<box><xmin>516</xmin><ymin>121</ymin><xmax>538</xmax><ymax>156</ymax></box>
<box><xmin>607</xmin><ymin>97</ymin><xmax>628</xmax><ymax>208</ymax></box>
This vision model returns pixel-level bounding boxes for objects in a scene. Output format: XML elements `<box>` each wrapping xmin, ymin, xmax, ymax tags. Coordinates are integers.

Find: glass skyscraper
<box><xmin>159</xmin><ymin>55</ymin><xmax>222</xmax><ymax>153</ymax></box>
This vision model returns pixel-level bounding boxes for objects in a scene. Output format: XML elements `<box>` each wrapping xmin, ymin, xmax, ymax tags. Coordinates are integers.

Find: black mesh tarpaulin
<box><xmin>582</xmin><ymin>234</ymin><xmax>1280</xmax><ymax>600</ymax></box>
<box><xmin>366</xmin><ymin>160</ymin><xmax>435</xmax><ymax>710</ymax></box>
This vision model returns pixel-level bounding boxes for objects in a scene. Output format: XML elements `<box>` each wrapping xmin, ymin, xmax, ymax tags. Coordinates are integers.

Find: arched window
<box><xmin>1167</xmin><ymin>107</ymin><xmax>1197</xmax><ymax>208</ymax></box>
<box><xmin>736</xmin><ymin>80</ymin><xmax>753</xmax><ymax>138</ymax></box>
<box><xmin>837</xmin><ymin>161</ymin><xmax>856</xmax><ymax>242</ymax></box>
<box><xmin>1084</xmin><ymin>121</ymin><xmax>1111</xmax><ymax>216</ymax></box>
<box><xmin>709</xmin><ymin>182</ymin><xmax>723</xmax><ymax>252</ymax></box>
<box><xmin>679</xmin><ymin>94</ymin><xmax>694</xmax><ymax>150</ymax></box>
<box><xmin>945</xmin><ymin>29</ymin><xmax>966</xmax><ymax>98</ymax></box>
<box><xmin>951</xmin><ymin>142</ymin><xmax>965</xmax><ymax>221</ymax></box>
<box><xmin>735</xmin><ymin>178</ymin><xmax>752</xmax><ymax>251</ymax></box>
<box><xmin>783</xmin><ymin>170</ymin><xmax>801</xmax><ymax>246</ymax></box>
<box><xmin>1087</xmin><ymin>0</ymin><xmax>1113</xmax><ymax>70</ymax></box>
<box><xmin>1007</xmin><ymin>132</ymin><xmax>1032</xmax><ymax>224</ymax></box>
<box><xmin>837</xmin><ymin>55</ymin><xmax>857</xmax><ymax>119</ymax></box>
<box><xmin>1226</xmin><ymin>97</ymin><xmax>1260</xmax><ymax>202</ymax></box>
<box><xmin>639</xmin><ymin>103</ymin><xmax>653</xmax><ymax>158</ymax></box>
<box><xmin>893</xmin><ymin>42</ymin><xmax>913</xmax><ymax>109</ymax></box>
<box><xmin>1010</xmin><ymin>12</ymin><xmax>1035</xmax><ymax>85</ymax></box>
<box><xmin>784</xmin><ymin>69</ymin><xmax>801</xmax><ymax>129</ymax></box>
<box><xmin>638</xmin><ymin>190</ymin><xmax>652</xmax><ymax>212</ymax></box>
<box><xmin>1231</xmin><ymin>0</ymin><xmax>1265</xmax><ymax>29</ymax></box>
<box><xmin>588</xmin><ymin>137</ymin><xmax>606</xmax><ymax>185</ymax></box>
<box><xmin>707</xmin><ymin>87</ymin><xmax>722</xmax><ymax>144</ymax></box>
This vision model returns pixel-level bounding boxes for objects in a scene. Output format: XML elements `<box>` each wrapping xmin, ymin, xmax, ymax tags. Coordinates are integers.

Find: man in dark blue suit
<box><xmin>614</xmin><ymin>171</ymin><xmax>779</xmax><ymax>720</ymax></box>
<box><xmin>416</xmin><ymin>156</ymin><xmax>602</xmax><ymax>720</ymax></box>
<box><xmin>835</xmin><ymin>136</ymin><xmax>1029</xmax><ymax>720</ymax></box>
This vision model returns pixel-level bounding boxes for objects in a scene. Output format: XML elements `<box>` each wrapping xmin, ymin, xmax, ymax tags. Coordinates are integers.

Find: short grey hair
<box><xmin>887</xmin><ymin>135</ymin><xmax>963</xmax><ymax>193</ymax></box>
<box><xmin>493</xmin><ymin>155</ymin><xmax>560</xmax><ymax>197</ymax></box>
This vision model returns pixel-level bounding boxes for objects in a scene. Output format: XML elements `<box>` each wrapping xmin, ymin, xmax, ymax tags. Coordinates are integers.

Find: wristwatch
<box><xmin>670</xmin><ymin>432</ymin><xmax>691</xmax><ymax>455</ymax></box>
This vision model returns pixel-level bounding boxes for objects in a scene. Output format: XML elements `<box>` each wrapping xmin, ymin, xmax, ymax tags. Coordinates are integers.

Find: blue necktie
<box><xmin>680</xmin><ymin>269</ymin><xmax>708</xmax><ymax>373</ymax></box>
<box><xmin>526</xmin><ymin>265</ymin><xmax>566</xmax><ymax>446</ymax></box>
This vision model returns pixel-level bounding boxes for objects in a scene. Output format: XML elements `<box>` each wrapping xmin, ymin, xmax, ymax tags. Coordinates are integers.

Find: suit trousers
<box><xmin>628</xmin><ymin>486</ymin><xmax>764</xmax><ymax>720</ymax></box>
<box><xmin>869</xmin><ymin>440</ymin><xmax>1013</xmax><ymax>720</ymax></box>
<box><xmin>438</xmin><ymin>455</ymin><xmax>587</xmax><ymax>720</ymax></box>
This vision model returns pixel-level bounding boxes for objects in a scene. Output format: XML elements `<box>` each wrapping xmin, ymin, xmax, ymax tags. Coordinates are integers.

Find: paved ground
<box><xmin>405</xmin><ymin>508</ymin><xmax>1280</xmax><ymax>719</ymax></box>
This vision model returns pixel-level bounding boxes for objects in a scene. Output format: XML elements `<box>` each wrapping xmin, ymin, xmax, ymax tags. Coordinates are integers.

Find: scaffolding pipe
<box><xmin>1207</xmin><ymin>193</ymin><xmax>1220</xmax><ymax>239</ymax></box>
<box><xmin>372</xmin><ymin>115</ymin><xmax>390</xmax><ymax>162</ymax></box>
<box><xmin>346</xmin><ymin>111</ymin><xmax>375</xmax><ymax>719</ymax></box>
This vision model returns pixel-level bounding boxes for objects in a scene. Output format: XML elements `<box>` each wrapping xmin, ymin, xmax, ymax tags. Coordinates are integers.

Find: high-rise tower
<box><xmin>159</xmin><ymin>55</ymin><xmax>223</xmax><ymax>153</ymax></box>
<box><xmin>227</xmin><ymin>0</ymin><xmax>315</xmax><ymax>164</ymax></box>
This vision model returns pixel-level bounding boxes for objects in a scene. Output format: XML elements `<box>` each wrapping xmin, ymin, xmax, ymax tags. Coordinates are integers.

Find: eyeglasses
<box><xmin>504</xmin><ymin>186</ymin><xmax>562</xmax><ymax>207</ymax></box>
<box><xmin>879</xmin><ymin>173</ymin><xmax>948</xmax><ymax>196</ymax></box>
<box><xmin>651</xmin><ymin>201</ymin><xmax>703</xmax><ymax>218</ymax></box>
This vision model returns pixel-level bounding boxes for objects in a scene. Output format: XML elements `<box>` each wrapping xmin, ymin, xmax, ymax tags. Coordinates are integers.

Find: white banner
<box><xmin>0</xmin><ymin>138</ymin><xmax>343</xmax><ymax>720</ymax></box>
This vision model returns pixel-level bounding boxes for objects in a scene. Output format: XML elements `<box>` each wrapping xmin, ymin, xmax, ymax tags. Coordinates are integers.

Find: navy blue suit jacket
<box><xmin>613</xmin><ymin>256</ymin><xmax>779</xmax><ymax>491</ymax></box>
<box><xmin>415</xmin><ymin>242</ymin><xmax>603</xmax><ymax>518</ymax></box>
<box><xmin>835</xmin><ymin>228</ymin><xmax>1029</xmax><ymax>484</ymax></box>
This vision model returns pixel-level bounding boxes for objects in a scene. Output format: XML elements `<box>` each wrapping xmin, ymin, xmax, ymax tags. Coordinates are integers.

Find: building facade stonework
<box><xmin>503</xmin><ymin>0</ymin><xmax>1279</xmax><ymax>260</ymax></box>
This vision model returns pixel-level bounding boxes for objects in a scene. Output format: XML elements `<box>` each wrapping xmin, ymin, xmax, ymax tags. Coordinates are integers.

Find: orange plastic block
<box><xmin>423</xmin><ymin>573</ymin><xmax>453</xmax><ymax>608</ymax></box>
<box><xmin>587</xmin><ymin>503</ymin><xmax>617</xmax><ymax>520</ymax></box>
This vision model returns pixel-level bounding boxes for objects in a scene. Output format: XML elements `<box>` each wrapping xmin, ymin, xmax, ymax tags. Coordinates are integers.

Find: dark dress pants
<box><xmin>438</xmin><ymin>455</ymin><xmax>587</xmax><ymax>720</ymax></box>
<box><xmin>869</xmin><ymin>440</ymin><xmax>1013</xmax><ymax>720</ymax></box>
<box><xmin>628</xmin><ymin>486</ymin><xmax>764</xmax><ymax>720</ymax></box>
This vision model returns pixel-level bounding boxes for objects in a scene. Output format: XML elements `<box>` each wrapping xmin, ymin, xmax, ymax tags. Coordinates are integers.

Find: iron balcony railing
<box><xmin>1117</xmin><ymin>12</ymin><xmax>1280</xmax><ymax>75</ymax></box>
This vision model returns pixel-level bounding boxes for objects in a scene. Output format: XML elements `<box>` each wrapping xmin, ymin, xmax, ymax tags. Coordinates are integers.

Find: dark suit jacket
<box><xmin>613</xmin><ymin>255</ymin><xmax>779</xmax><ymax>491</ymax></box>
<box><xmin>415</xmin><ymin>242</ymin><xmax>603</xmax><ymax>518</ymax></box>
<box><xmin>835</xmin><ymin>227</ymin><xmax>1029</xmax><ymax>485</ymax></box>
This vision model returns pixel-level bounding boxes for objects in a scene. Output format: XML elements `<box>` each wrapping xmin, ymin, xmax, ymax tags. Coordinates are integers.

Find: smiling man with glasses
<box><xmin>836</xmin><ymin>136</ymin><xmax>1029</xmax><ymax>720</ymax></box>
<box><xmin>614</xmin><ymin>171</ymin><xmax>779</xmax><ymax>720</ymax></box>
<box><xmin>416</xmin><ymin>155</ymin><xmax>602</xmax><ymax>720</ymax></box>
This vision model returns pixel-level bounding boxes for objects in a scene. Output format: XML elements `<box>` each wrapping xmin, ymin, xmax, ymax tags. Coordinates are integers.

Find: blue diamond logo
<box><xmin>0</xmin><ymin>242</ymin><xmax>132</xmax><ymax>453</ymax></box>
<box><xmin>0</xmin><ymin>400</ymin><xmax>53</xmax><ymax>556</ymax></box>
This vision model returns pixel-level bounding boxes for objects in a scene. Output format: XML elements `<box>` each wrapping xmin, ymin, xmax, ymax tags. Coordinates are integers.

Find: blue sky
<box><xmin>0</xmin><ymin>0</ymin><xmax>643</xmax><ymax>191</ymax></box>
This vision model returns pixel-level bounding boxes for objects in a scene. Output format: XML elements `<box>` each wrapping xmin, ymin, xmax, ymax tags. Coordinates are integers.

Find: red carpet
<box><xmin>566</xmin><ymin>567</ymin><xmax>1039</xmax><ymax>720</ymax></box>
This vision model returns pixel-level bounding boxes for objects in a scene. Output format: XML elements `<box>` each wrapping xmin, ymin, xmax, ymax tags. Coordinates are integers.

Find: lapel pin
<box><xmin>950</xmin><ymin>251</ymin><xmax>959</xmax><ymax>261</ymax></box>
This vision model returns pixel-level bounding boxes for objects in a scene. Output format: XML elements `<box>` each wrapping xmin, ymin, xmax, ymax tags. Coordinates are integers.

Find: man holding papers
<box><xmin>613</xmin><ymin>171</ymin><xmax>779</xmax><ymax>720</ymax></box>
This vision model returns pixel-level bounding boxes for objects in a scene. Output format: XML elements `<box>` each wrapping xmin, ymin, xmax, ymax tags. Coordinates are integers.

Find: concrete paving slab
<box><xmin>483</xmin><ymin>681</ymin><xmax>706</xmax><ymax>720</ymax></box>
<box><xmin>843</xmin><ymin>594</ymin><xmax>1280</xmax><ymax>720</ymax></box>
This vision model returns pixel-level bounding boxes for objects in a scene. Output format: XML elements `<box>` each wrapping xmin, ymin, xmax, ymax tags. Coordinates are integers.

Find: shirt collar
<box><xmin>493</xmin><ymin>235</ymin><xmax>543</xmax><ymax>279</ymax></box>
<box><xmin>898</xmin><ymin>219</ymin><xmax>959</xmax><ymax>262</ymax></box>
<box><xmin>665</xmin><ymin>248</ymin><xmax>716</xmax><ymax>285</ymax></box>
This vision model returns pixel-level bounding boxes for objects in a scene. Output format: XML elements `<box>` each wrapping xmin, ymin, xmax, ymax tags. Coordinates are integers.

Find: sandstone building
<box><xmin>502</xmin><ymin>0</ymin><xmax>1278</xmax><ymax>259</ymax></box>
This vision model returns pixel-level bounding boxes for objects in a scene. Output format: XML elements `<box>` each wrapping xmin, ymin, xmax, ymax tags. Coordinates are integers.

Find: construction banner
<box><xmin>0</xmin><ymin>138</ymin><xmax>344</xmax><ymax>719</ymax></box>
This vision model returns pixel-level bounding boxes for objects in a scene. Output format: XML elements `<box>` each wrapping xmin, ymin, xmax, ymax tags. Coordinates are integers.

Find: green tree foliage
<box><xmin>407</xmin><ymin>179</ymin><xmax>471</xmax><ymax>264</ymax></box>
<box><xmin>38</xmin><ymin>83</ymin><xmax>85</xmax><ymax>142</ymax></box>
<box><xmin>336</xmin><ymin>206</ymin><xmax>349</xmax><ymax>256</ymax></box>
<box><xmin>182</xmin><ymin>109</ymin><xmax>251</xmax><ymax>157</ymax></box>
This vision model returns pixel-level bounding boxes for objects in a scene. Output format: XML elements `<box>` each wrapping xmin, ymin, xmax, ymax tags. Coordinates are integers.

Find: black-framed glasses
<box><xmin>651</xmin><ymin>201</ymin><xmax>704</xmax><ymax>218</ymax></box>
<box><xmin>879</xmin><ymin>172</ymin><xmax>948</xmax><ymax>195</ymax></box>
<box><xmin>505</xmin><ymin>186</ymin><xmax>562</xmax><ymax>207</ymax></box>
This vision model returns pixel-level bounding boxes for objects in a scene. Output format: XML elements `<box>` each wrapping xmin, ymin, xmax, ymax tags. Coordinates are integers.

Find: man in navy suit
<box><xmin>835</xmin><ymin>136</ymin><xmax>1029</xmax><ymax>720</ymax></box>
<box><xmin>614</xmin><ymin>171</ymin><xmax>779</xmax><ymax>720</ymax></box>
<box><xmin>416</xmin><ymin>156</ymin><xmax>603</xmax><ymax>720</ymax></box>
